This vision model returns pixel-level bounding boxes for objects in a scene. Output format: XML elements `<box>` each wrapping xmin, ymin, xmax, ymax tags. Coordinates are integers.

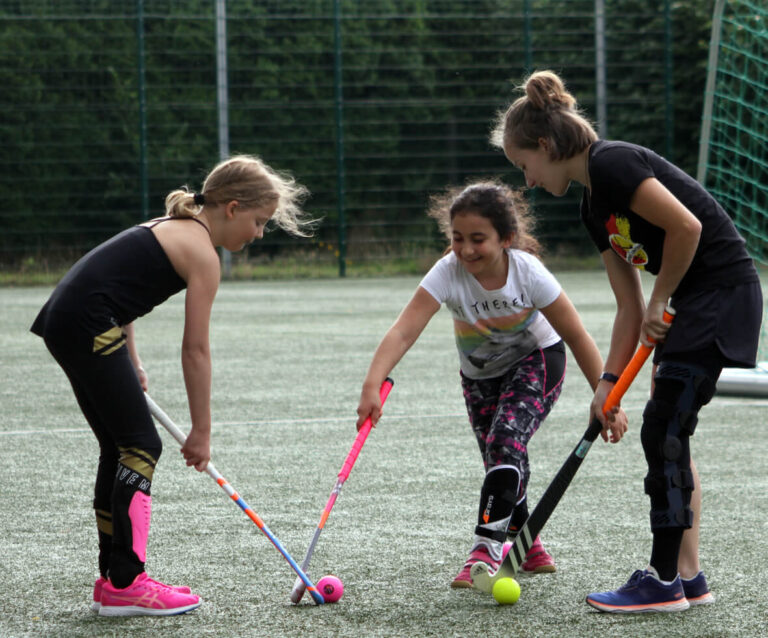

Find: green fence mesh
<box><xmin>0</xmin><ymin>1</ymin><xmax>712</xmax><ymax>274</ymax></box>
<box><xmin>699</xmin><ymin>0</ymin><xmax>767</xmax><ymax>360</ymax></box>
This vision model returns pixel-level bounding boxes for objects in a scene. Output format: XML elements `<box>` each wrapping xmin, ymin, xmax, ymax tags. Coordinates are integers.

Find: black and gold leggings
<box><xmin>44</xmin><ymin>330</ymin><xmax>161</xmax><ymax>587</ymax></box>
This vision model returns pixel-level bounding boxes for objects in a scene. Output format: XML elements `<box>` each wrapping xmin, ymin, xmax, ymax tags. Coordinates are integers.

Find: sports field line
<box><xmin>0</xmin><ymin>413</ymin><xmax>463</xmax><ymax>437</ymax></box>
<box><xmin>8</xmin><ymin>393</ymin><xmax>760</xmax><ymax>440</ymax></box>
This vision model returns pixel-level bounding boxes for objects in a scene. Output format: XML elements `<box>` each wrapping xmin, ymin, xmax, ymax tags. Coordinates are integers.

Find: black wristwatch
<box><xmin>600</xmin><ymin>372</ymin><xmax>620</xmax><ymax>384</ymax></box>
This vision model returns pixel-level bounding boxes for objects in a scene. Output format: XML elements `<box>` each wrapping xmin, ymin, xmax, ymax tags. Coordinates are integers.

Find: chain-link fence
<box><xmin>0</xmin><ymin>0</ymin><xmax>713</xmax><ymax>274</ymax></box>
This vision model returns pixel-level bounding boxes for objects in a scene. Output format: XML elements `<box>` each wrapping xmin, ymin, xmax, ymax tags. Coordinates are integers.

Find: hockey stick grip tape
<box><xmin>339</xmin><ymin>377</ymin><xmax>394</xmax><ymax>479</ymax></box>
<box><xmin>602</xmin><ymin>306</ymin><xmax>675</xmax><ymax>413</ymax></box>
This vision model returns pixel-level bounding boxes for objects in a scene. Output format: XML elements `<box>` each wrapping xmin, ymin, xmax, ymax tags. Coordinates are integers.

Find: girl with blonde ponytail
<box><xmin>30</xmin><ymin>155</ymin><xmax>313</xmax><ymax>616</ymax></box>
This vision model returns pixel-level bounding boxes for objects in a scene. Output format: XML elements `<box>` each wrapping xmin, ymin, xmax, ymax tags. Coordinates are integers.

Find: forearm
<box><xmin>567</xmin><ymin>332</ymin><xmax>605</xmax><ymax>392</ymax></box>
<box><xmin>123</xmin><ymin>322</ymin><xmax>143</xmax><ymax>370</ymax></box>
<box><xmin>649</xmin><ymin>230</ymin><xmax>698</xmax><ymax>305</ymax></box>
<box><xmin>604</xmin><ymin>302</ymin><xmax>644</xmax><ymax>374</ymax></box>
<box><xmin>362</xmin><ymin>288</ymin><xmax>438</xmax><ymax>389</ymax></box>
<box><xmin>182</xmin><ymin>345</ymin><xmax>212</xmax><ymax>435</ymax></box>
<box><xmin>363</xmin><ymin>328</ymin><xmax>414</xmax><ymax>390</ymax></box>
<box><xmin>601</xmin><ymin>250</ymin><xmax>645</xmax><ymax>373</ymax></box>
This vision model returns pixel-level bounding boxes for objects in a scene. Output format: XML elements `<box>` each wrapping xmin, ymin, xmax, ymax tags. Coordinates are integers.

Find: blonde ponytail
<box><xmin>164</xmin><ymin>188</ymin><xmax>202</xmax><ymax>218</ymax></box>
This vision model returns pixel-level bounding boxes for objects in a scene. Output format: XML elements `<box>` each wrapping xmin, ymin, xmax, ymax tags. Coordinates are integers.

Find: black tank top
<box><xmin>31</xmin><ymin>217</ymin><xmax>205</xmax><ymax>343</ymax></box>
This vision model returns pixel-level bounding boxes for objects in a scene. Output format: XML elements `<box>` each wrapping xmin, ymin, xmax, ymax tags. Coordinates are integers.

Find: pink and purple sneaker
<box><xmin>451</xmin><ymin>542</ymin><xmax>511</xmax><ymax>588</ymax></box>
<box><xmin>92</xmin><ymin>575</ymin><xmax>193</xmax><ymax>612</ymax></box>
<box><xmin>520</xmin><ymin>536</ymin><xmax>556</xmax><ymax>573</ymax></box>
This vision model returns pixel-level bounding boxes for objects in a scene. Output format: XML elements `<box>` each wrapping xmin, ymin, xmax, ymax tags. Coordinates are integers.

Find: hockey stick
<box><xmin>145</xmin><ymin>394</ymin><xmax>325</xmax><ymax>605</ymax></box>
<box><xmin>290</xmin><ymin>377</ymin><xmax>394</xmax><ymax>604</ymax></box>
<box><xmin>470</xmin><ymin>308</ymin><xmax>675</xmax><ymax>592</ymax></box>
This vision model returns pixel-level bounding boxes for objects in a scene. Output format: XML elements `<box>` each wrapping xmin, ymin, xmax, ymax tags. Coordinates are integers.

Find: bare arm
<box><xmin>123</xmin><ymin>322</ymin><xmax>148</xmax><ymax>391</ymax></box>
<box><xmin>630</xmin><ymin>177</ymin><xmax>701</xmax><ymax>341</ymax></box>
<box><xmin>151</xmin><ymin>220</ymin><xmax>221</xmax><ymax>471</ymax></box>
<box><xmin>601</xmin><ymin>249</ymin><xmax>646</xmax><ymax>373</ymax></box>
<box><xmin>357</xmin><ymin>286</ymin><xmax>441</xmax><ymax>428</ymax></box>
<box><xmin>540</xmin><ymin>292</ymin><xmax>602</xmax><ymax>390</ymax></box>
<box><xmin>180</xmin><ymin>256</ymin><xmax>220</xmax><ymax>470</ymax></box>
<box><xmin>580</xmin><ymin>249</ymin><xmax>648</xmax><ymax>428</ymax></box>
<box><xmin>540</xmin><ymin>291</ymin><xmax>627</xmax><ymax>443</ymax></box>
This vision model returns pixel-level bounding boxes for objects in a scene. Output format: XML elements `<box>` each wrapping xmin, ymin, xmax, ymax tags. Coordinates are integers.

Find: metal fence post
<box><xmin>524</xmin><ymin>0</ymin><xmax>532</xmax><ymax>71</ymax></box>
<box><xmin>595</xmin><ymin>0</ymin><xmax>607</xmax><ymax>138</ymax></box>
<box><xmin>664</xmin><ymin>0</ymin><xmax>674</xmax><ymax>159</ymax></box>
<box><xmin>136</xmin><ymin>0</ymin><xmax>149</xmax><ymax>219</ymax></box>
<box><xmin>216</xmin><ymin>0</ymin><xmax>232</xmax><ymax>277</ymax></box>
<box><xmin>333</xmin><ymin>0</ymin><xmax>346</xmax><ymax>277</ymax></box>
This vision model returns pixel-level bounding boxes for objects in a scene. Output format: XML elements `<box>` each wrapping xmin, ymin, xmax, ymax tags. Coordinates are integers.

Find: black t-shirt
<box><xmin>580</xmin><ymin>140</ymin><xmax>758</xmax><ymax>295</ymax></box>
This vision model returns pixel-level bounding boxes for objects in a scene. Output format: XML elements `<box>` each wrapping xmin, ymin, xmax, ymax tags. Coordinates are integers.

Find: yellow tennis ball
<box><xmin>492</xmin><ymin>577</ymin><xmax>521</xmax><ymax>605</ymax></box>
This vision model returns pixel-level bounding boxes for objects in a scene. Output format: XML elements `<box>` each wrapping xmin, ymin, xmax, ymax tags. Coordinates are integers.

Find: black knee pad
<box><xmin>475</xmin><ymin>465</ymin><xmax>520</xmax><ymax>542</ymax></box>
<box><xmin>641</xmin><ymin>361</ymin><xmax>716</xmax><ymax>530</ymax></box>
<box><xmin>508</xmin><ymin>497</ymin><xmax>529</xmax><ymax>536</ymax></box>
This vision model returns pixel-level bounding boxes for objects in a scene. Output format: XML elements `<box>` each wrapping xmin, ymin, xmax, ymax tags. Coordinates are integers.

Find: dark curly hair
<box><xmin>427</xmin><ymin>180</ymin><xmax>541</xmax><ymax>256</ymax></box>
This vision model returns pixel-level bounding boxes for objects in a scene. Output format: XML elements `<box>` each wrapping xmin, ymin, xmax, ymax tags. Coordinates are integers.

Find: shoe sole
<box><xmin>586</xmin><ymin>597</ymin><xmax>690</xmax><ymax>613</ymax></box>
<box><xmin>686</xmin><ymin>593</ymin><xmax>715</xmax><ymax>606</ymax></box>
<box><xmin>99</xmin><ymin>601</ymin><xmax>201</xmax><ymax>617</ymax></box>
<box><xmin>450</xmin><ymin>580</ymin><xmax>473</xmax><ymax>589</ymax></box>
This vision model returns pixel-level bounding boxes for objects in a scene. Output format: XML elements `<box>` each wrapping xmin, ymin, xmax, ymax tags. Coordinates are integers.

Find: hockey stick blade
<box><xmin>470</xmin><ymin>418</ymin><xmax>602</xmax><ymax>591</ymax></box>
<box><xmin>145</xmin><ymin>394</ymin><xmax>325</xmax><ymax>605</ymax></box>
<box><xmin>290</xmin><ymin>377</ymin><xmax>394</xmax><ymax>604</ymax></box>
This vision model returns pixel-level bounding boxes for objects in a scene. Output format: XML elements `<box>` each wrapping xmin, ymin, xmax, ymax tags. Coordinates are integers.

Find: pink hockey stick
<box><xmin>290</xmin><ymin>377</ymin><xmax>394</xmax><ymax>603</ymax></box>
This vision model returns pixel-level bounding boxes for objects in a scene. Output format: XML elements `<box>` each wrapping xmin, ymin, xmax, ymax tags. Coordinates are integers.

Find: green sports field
<box><xmin>2</xmin><ymin>272</ymin><xmax>766</xmax><ymax>637</ymax></box>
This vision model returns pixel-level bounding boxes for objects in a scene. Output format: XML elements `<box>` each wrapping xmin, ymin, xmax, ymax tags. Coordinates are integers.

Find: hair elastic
<box><xmin>193</xmin><ymin>192</ymin><xmax>206</xmax><ymax>206</ymax></box>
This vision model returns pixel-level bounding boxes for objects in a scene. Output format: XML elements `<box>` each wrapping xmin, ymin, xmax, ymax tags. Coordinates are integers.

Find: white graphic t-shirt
<box><xmin>419</xmin><ymin>249</ymin><xmax>562</xmax><ymax>379</ymax></box>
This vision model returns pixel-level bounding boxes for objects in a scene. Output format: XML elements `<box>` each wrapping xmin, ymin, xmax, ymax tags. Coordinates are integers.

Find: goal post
<box><xmin>697</xmin><ymin>0</ymin><xmax>768</xmax><ymax>396</ymax></box>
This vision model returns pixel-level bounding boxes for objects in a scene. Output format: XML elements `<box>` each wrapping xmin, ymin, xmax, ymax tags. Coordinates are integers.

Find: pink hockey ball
<box><xmin>317</xmin><ymin>575</ymin><xmax>344</xmax><ymax>603</ymax></box>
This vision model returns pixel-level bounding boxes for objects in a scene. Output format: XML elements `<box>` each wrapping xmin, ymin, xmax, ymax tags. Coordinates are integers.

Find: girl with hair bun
<box><xmin>495</xmin><ymin>70</ymin><xmax>761</xmax><ymax>613</ymax></box>
<box><xmin>31</xmin><ymin>155</ymin><xmax>313</xmax><ymax>616</ymax></box>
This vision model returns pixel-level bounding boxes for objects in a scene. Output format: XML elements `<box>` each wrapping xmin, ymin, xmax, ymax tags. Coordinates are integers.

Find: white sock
<box><xmin>646</xmin><ymin>565</ymin><xmax>677</xmax><ymax>585</ymax></box>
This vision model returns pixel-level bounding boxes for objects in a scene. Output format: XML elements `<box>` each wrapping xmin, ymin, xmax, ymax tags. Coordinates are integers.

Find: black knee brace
<box><xmin>475</xmin><ymin>465</ymin><xmax>520</xmax><ymax>543</ymax></box>
<box><xmin>641</xmin><ymin>361</ymin><xmax>715</xmax><ymax>530</ymax></box>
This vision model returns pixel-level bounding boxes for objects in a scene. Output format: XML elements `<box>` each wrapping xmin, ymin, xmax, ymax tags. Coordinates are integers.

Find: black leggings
<box><xmin>44</xmin><ymin>335</ymin><xmax>161</xmax><ymax>584</ymax></box>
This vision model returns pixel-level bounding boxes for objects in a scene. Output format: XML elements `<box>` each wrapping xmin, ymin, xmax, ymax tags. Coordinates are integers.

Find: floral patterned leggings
<box><xmin>461</xmin><ymin>341</ymin><xmax>566</xmax><ymax>501</ymax></box>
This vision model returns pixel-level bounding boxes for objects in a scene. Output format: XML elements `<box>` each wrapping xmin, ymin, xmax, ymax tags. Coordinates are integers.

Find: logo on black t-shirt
<box><xmin>606</xmin><ymin>214</ymin><xmax>648</xmax><ymax>268</ymax></box>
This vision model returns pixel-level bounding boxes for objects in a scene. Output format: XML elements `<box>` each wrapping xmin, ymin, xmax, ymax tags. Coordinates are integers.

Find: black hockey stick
<box><xmin>471</xmin><ymin>308</ymin><xmax>674</xmax><ymax>592</ymax></box>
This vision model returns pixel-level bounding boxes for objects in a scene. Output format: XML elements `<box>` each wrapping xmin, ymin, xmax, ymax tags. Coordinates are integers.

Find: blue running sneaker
<box><xmin>681</xmin><ymin>571</ymin><xmax>715</xmax><ymax>606</ymax></box>
<box><xmin>586</xmin><ymin>568</ymin><xmax>690</xmax><ymax>613</ymax></box>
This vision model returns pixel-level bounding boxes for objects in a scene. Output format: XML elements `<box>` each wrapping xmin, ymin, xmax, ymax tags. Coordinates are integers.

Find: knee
<box><xmin>640</xmin><ymin>361</ymin><xmax>716</xmax><ymax>530</ymax></box>
<box><xmin>117</xmin><ymin>436</ymin><xmax>162</xmax><ymax>490</ymax></box>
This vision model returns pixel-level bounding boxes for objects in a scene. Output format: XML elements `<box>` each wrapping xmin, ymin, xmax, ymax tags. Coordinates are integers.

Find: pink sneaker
<box><xmin>451</xmin><ymin>542</ymin><xmax>511</xmax><ymax>589</ymax></box>
<box><xmin>520</xmin><ymin>536</ymin><xmax>556</xmax><ymax>573</ymax></box>
<box><xmin>91</xmin><ymin>576</ymin><xmax>193</xmax><ymax>612</ymax></box>
<box><xmin>98</xmin><ymin>572</ymin><xmax>201</xmax><ymax>616</ymax></box>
